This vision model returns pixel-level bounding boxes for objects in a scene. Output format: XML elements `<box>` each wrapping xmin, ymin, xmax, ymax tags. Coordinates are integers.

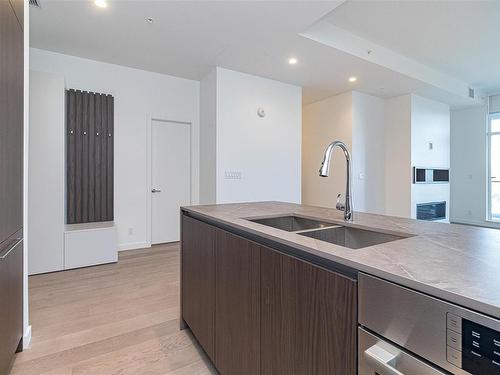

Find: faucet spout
<box><xmin>319</xmin><ymin>140</ymin><xmax>353</xmax><ymax>221</ymax></box>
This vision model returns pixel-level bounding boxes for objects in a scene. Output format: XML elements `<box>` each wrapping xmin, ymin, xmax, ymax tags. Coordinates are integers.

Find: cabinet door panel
<box><xmin>0</xmin><ymin>0</ymin><xmax>23</xmax><ymax>243</ymax></box>
<box><xmin>215</xmin><ymin>230</ymin><xmax>260</xmax><ymax>375</ymax></box>
<box><xmin>0</xmin><ymin>239</ymin><xmax>23</xmax><ymax>374</ymax></box>
<box><xmin>8</xmin><ymin>240</ymin><xmax>23</xmax><ymax>353</ymax></box>
<box><xmin>9</xmin><ymin>0</ymin><xmax>23</xmax><ymax>30</ymax></box>
<box><xmin>181</xmin><ymin>215</ymin><xmax>215</xmax><ymax>360</ymax></box>
<box><xmin>0</xmin><ymin>250</ymin><xmax>10</xmax><ymax>375</ymax></box>
<box><xmin>261</xmin><ymin>247</ymin><xmax>357</xmax><ymax>375</ymax></box>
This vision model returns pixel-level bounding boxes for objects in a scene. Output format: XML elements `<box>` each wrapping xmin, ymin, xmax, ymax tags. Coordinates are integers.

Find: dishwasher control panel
<box><xmin>447</xmin><ymin>313</ymin><xmax>500</xmax><ymax>375</ymax></box>
<box><xmin>462</xmin><ymin>318</ymin><xmax>500</xmax><ymax>375</ymax></box>
<box><xmin>359</xmin><ymin>273</ymin><xmax>500</xmax><ymax>375</ymax></box>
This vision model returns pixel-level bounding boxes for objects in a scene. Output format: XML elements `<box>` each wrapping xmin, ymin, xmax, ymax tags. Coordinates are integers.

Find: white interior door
<box><xmin>151</xmin><ymin>120</ymin><xmax>191</xmax><ymax>244</ymax></box>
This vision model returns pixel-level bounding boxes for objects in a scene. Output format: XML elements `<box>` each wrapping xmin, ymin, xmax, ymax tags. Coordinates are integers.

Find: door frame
<box><xmin>146</xmin><ymin>114</ymin><xmax>193</xmax><ymax>247</ymax></box>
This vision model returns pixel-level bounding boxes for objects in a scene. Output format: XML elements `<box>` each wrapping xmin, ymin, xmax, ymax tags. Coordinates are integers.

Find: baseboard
<box><xmin>23</xmin><ymin>325</ymin><xmax>32</xmax><ymax>349</ymax></box>
<box><xmin>451</xmin><ymin>218</ymin><xmax>500</xmax><ymax>229</ymax></box>
<box><xmin>118</xmin><ymin>241</ymin><xmax>151</xmax><ymax>252</ymax></box>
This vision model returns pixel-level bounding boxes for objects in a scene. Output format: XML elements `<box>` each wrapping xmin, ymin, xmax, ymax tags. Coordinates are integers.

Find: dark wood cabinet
<box><xmin>7</xmin><ymin>239</ymin><xmax>23</xmax><ymax>354</ymax></box>
<box><xmin>0</xmin><ymin>0</ymin><xmax>24</xmax><ymax>245</ymax></box>
<box><xmin>0</xmin><ymin>1</ymin><xmax>24</xmax><ymax>373</ymax></box>
<box><xmin>9</xmin><ymin>0</ymin><xmax>23</xmax><ymax>30</ymax></box>
<box><xmin>261</xmin><ymin>246</ymin><xmax>357</xmax><ymax>375</ymax></box>
<box><xmin>0</xmin><ymin>238</ymin><xmax>23</xmax><ymax>375</ymax></box>
<box><xmin>181</xmin><ymin>213</ymin><xmax>357</xmax><ymax>375</ymax></box>
<box><xmin>215</xmin><ymin>230</ymin><xmax>260</xmax><ymax>375</ymax></box>
<box><xmin>0</xmin><ymin>249</ymin><xmax>9</xmax><ymax>374</ymax></box>
<box><xmin>181</xmin><ymin>215</ymin><xmax>216</xmax><ymax>361</ymax></box>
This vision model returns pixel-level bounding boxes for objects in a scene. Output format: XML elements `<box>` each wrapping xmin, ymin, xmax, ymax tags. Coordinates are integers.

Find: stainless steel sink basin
<box><xmin>246</xmin><ymin>214</ymin><xmax>411</xmax><ymax>249</ymax></box>
<box><xmin>248</xmin><ymin>215</ymin><xmax>335</xmax><ymax>232</ymax></box>
<box><xmin>298</xmin><ymin>226</ymin><xmax>408</xmax><ymax>249</ymax></box>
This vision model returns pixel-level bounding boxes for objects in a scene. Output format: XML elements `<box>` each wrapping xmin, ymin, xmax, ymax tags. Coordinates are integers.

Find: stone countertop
<box><xmin>182</xmin><ymin>201</ymin><xmax>500</xmax><ymax>320</ymax></box>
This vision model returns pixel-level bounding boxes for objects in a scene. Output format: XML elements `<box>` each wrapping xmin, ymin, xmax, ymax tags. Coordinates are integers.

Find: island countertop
<box><xmin>182</xmin><ymin>201</ymin><xmax>500</xmax><ymax>320</ymax></box>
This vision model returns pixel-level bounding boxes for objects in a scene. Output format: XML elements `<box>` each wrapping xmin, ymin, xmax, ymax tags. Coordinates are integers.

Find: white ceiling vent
<box><xmin>29</xmin><ymin>0</ymin><xmax>42</xmax><ymax>8</ymax></box>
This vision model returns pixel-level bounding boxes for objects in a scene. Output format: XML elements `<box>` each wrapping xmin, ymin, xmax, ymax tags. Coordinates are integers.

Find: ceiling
<box><xmin>323</xmin><ymin>0</ymin><xmax>500</xmax><ymax>94</ymax></box>
<box><xmin>30</xmin><ymin>0</ymin><xmax>499</xmax><ymax>105</ymax></box>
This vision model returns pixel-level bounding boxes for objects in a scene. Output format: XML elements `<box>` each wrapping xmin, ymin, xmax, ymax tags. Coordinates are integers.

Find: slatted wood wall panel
<box><xmin>66</xmin><ymin>89</ymin><xmax>114</xmax><ymax>224</ymax></box>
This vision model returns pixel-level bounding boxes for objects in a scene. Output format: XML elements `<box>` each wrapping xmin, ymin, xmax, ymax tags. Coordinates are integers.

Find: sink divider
<box><xmin>293</xmin><ymin>224</ymin><xmax>344</xmax><ymax>235</ymax></box>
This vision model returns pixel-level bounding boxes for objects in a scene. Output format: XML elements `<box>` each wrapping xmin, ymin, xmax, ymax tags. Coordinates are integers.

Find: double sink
<box><xmin>247</xmin><ymin>215</ymin><xmax>410</xmax><ymax>250</ymax></box>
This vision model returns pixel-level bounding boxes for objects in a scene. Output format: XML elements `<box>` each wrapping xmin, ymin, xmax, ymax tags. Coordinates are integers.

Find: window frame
<box><xmin>488</xmin><ymin>113</ymin><xmax>500</xmax><ymax>221</ymax></box>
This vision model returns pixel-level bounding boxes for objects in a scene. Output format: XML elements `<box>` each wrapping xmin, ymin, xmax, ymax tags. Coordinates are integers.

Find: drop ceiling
<box><xmin>30</xmin><ymin>0</ymin><xmax>499</xmax><ymax>106</ymax></box>
<box><xmin>323</xmin><ymin>0</ymin><xmax>500</xmax><ymax>94</ymax></box>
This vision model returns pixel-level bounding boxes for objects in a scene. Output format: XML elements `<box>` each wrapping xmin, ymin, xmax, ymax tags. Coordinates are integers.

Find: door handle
<box><xmin>151</xmin><ymin>189</ymin><xmax>162</xmax><ymax>193</ymax></box>
<box><xmin>364</xmin><ymin>344</ymin><xmax>405</xmax><ymax>375</ymax></box>
<box><xmin>0</xmin><ymin>238</ymin><xmax>22</xmax><ymax>260</ymax></box>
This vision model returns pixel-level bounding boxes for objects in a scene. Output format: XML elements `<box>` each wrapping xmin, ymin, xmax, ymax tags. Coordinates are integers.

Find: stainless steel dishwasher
<box><xmin>358</xmin><ymin>273</ymin><xmax>500</xmax><ymax>375</ymax></box>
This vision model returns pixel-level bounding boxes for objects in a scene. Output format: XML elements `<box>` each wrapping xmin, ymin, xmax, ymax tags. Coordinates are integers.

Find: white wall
<box><xmin>213</xmin><ymin>68</ymin><xmax>302</xmax><ymax>204</ymax></box>
<box><xmin>302</xmin><ymin>92</ymin><xmax>353</xmax><ymax>208</ymax></box>
<box><xmin>28</xmin><ymin>71</ymin><xmax>65</xmax><ymax>274</ymax></box>
<box><xmin>352</xmin><ymin>91</ymin><xmax>386</xmax><ymax>213</ymax></box>
<box><xmin>410</xmin><ymin>95</ymin><xmax>450</xmax><ymax>220</ymax></box>
<box><xmin>490</xmin><ymin>95</ymin><xmax>500</xmax><ymax>113</ymax></box>
<box><xmin>30</xmin><ymin>48</ymin><xmax>200</xmax><ymax>250</ymax></box>
<box><xmin>302</xmin><ymin>91</ymin><xmax>386</xmax><ymax>213</ymax></box>
<box><xmin>384</xmin><ymin>94</ymin><xmax>450</xmax><ymax>219</ymax></box>
<box><xmin>199</xmin><ymin>69</ymin><xmax>217</xmax><ymax>204</ymax></box>
<box><xmin>303</xmin><ymin>92</ymin><xmax>449</xmax><ymax>219</ymax></box>
<box><xmin>385</xmin><ymin>95</ymin><xmax>412</xmax><ymax>218</ymax></box>
<box><xmin>450</xmin><ymin>105</ymin><xmax>489</xmax><ymax>225</ymax></box>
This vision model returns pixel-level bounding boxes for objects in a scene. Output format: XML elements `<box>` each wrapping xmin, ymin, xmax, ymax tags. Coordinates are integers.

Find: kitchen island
<box><xmin>180</xmin><ymin>201</ymin><xmax>500</xmax><ymax>375</ymax></box>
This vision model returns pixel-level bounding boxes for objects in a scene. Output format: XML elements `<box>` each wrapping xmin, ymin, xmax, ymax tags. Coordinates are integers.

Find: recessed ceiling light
<box><xmin>288</xmin><ymin>57</ymin><xmax>298</xmax><ymax>65</ymax></box>
<box><xmin>349</xmin><ymin>76</ymin><xmax>357</xmax><ymax>83</ymax></box>
<box><xmin>94</xmin><ymin>0</ymin><xmax>107</xmax><ymax>8</ymax></box>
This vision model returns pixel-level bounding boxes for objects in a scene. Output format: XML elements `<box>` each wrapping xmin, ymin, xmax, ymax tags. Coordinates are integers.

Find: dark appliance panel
<box><xmin>413</xmin><ymin>167</ymin><xmax>450</xmax><ymax>184</ymax></box>
<box><xmin>462</xmin><ymin>319</ymin><xmax>500</xmax><ymax>375</ymax></box>
<box><xmin>433</xmin><ymin>169</ymin><xmax>450</xmax><ymax>182</ymax></box>
<box><xmin>416</xmin><ymin>201</ymin><xmax>446</xmax><ymax>221</ymax></box>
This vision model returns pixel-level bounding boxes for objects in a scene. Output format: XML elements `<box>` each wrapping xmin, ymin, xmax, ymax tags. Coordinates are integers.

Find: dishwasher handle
<box><xmin>364</xmin><ymin>344</ymin><xmax>405</xmax><ymax>375</ymax></box>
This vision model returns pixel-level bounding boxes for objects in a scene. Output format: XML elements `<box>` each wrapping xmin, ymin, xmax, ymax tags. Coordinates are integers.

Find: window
<box><xmin>489</xmin><ymin>114</ymin><xmax>500</xmax><ymax>220</ymax></box>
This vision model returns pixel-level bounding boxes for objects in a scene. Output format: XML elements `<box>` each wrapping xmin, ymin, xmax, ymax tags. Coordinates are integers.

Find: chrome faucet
<box><xmin>319</xmin><ymin>140</ymin><xmax>353</xmax><ymax>221</ymax></box>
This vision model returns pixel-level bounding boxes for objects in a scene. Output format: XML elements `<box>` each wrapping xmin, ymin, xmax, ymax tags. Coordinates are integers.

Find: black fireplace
<box><xmin>416</xmin><ymin>201</ymin><xmax>446</xmax><ymax>221</ymax></box>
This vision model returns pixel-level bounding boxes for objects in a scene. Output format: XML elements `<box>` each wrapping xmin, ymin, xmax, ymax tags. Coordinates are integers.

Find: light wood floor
<box><xmin>11</xmin><ymin>244</ymin><xmax>217</xmax><ymax>375</ymax></box>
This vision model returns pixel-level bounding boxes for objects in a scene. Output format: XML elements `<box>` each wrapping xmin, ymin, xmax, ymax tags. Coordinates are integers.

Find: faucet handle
<box><xmin>336</xmin><ymin>193</ymin><xmax>345</xmax><ymax>211</ymax></box>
